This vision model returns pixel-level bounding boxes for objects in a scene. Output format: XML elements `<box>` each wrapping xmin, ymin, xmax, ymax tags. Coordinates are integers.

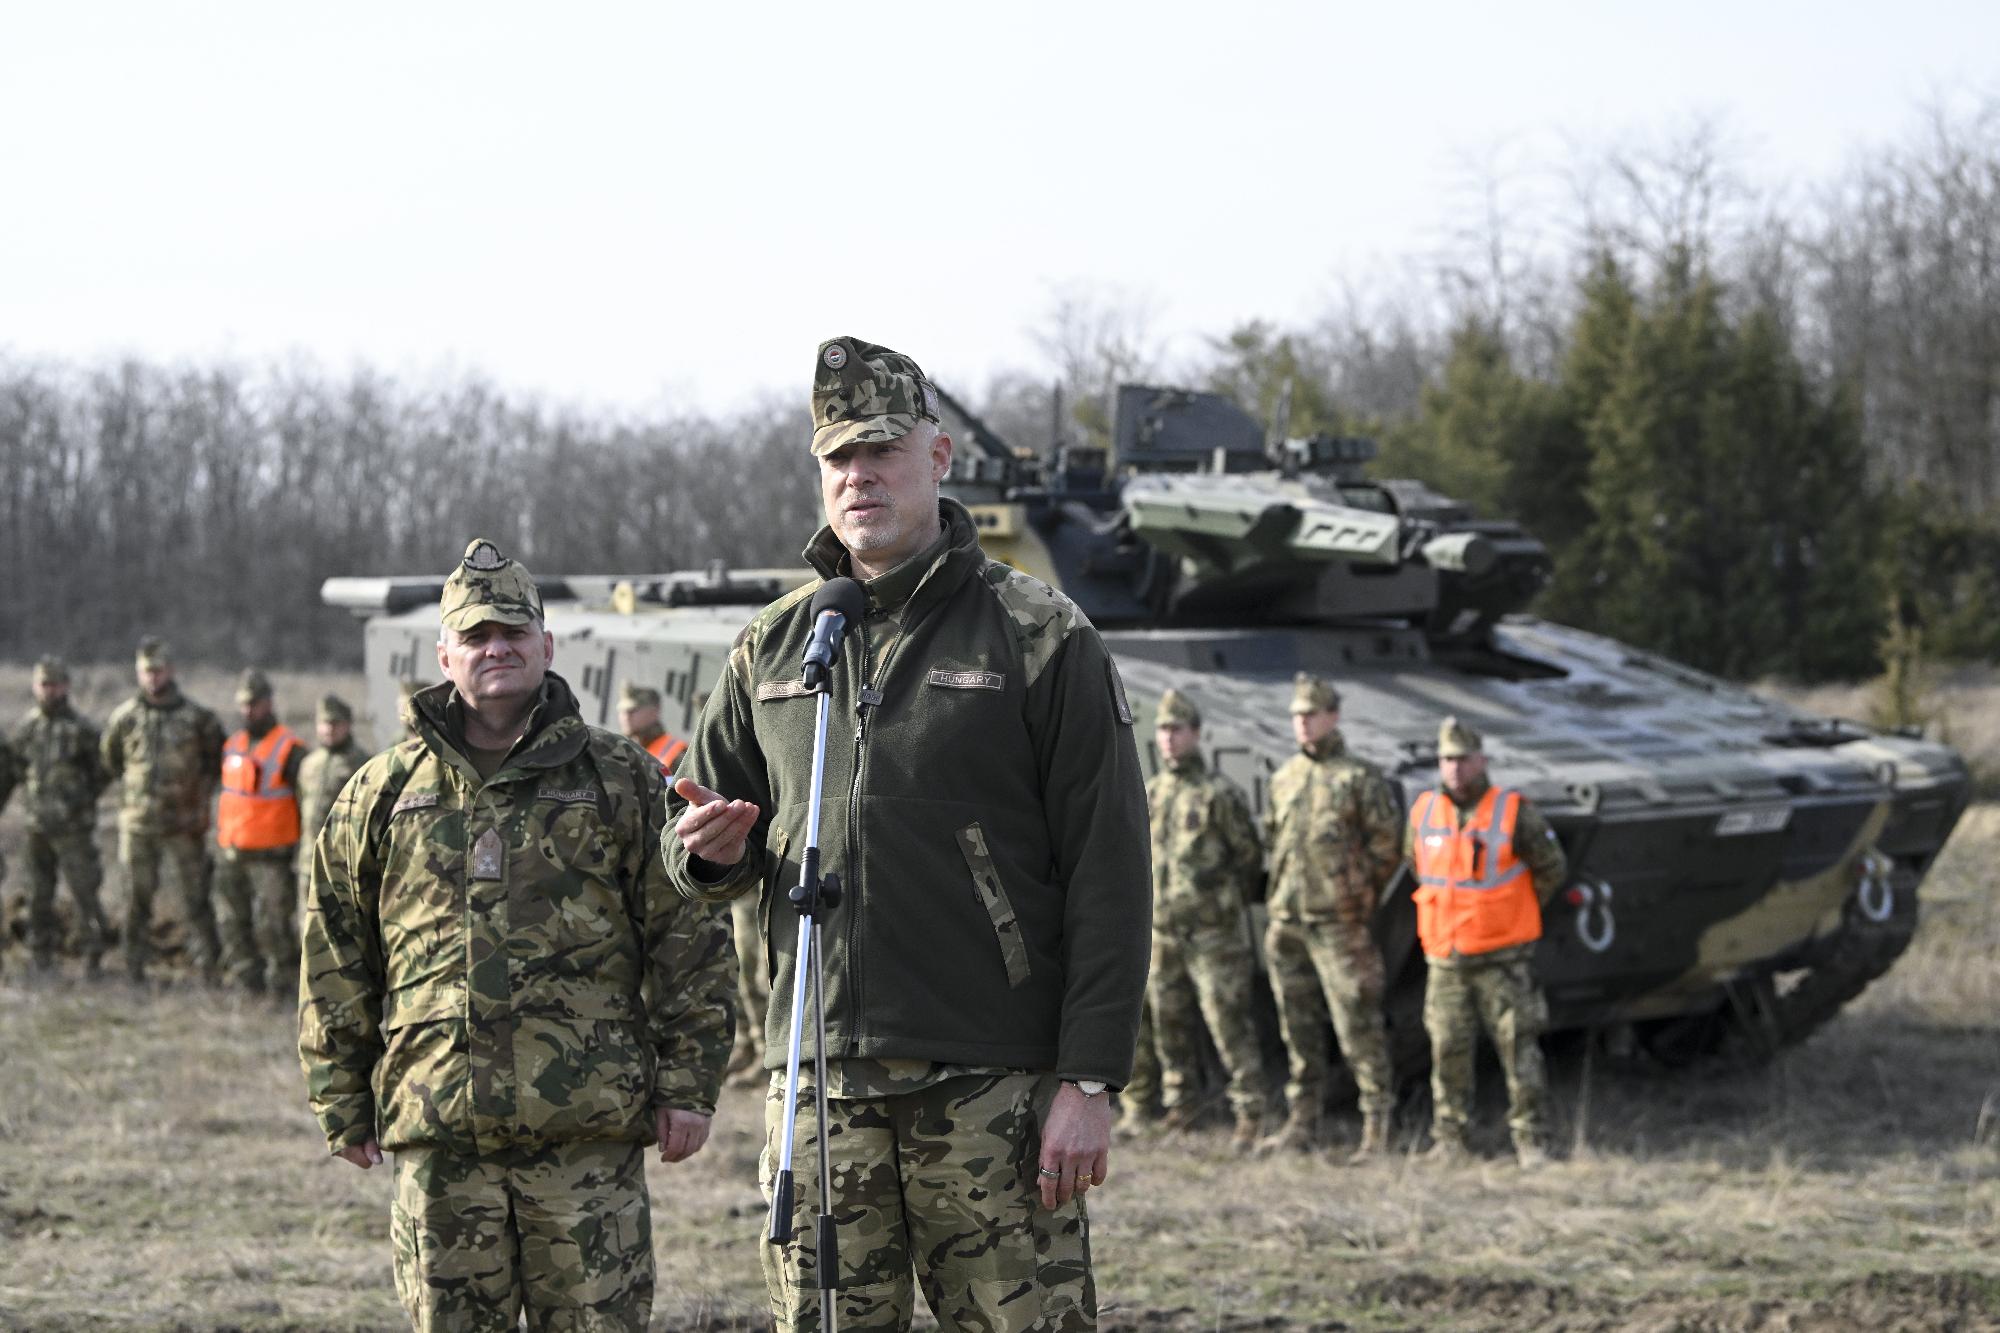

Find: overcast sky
<box><xmin>2</xmin><ymin>1</ymin><xmax>1994</xmax><ymax>416</ymax></box>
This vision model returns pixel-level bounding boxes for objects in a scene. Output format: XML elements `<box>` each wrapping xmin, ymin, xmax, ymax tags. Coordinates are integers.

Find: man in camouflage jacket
<box><xmin>101</xmin><ymin>637</ymin><xmax>225</xmax><ymax>983</ymax></box>
<box><xmin>1143</xmin><ymin>688</ymin><xmax>1270</xmax><ymax>1149</ymax></box>
<box><xmin>293</xmin><ymin>693</ymin><xmax>363</xmax><ymax>886</ymax></box>
<box><xmin>667</xmin><ymin>337</ymin><xmax>1150</xmax><ymax>1332</ymax></box>
<box><xmin>1260</xmin><ymin>673</ymin><xmax>1403</xmax><ymax>1158</ymax></box>
<box><xmin>11</xmin><ymin>657</ymin><xmax>114</xmax><ymax>974</ymax></box>
<box><xmin>299</xmin><ymin>538</ymin><xmax>735</xmax><ymax>1333</ymax></box>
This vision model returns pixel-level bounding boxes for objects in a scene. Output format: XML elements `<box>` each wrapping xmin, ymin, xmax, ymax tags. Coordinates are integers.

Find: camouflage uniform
<box><xmin>300</xmin><ymin>540</ymin><xmax>735</xmax><ymax>1333</ymax></box>
<box><xmin>1405</xmin><ymin>718</ymin><xmax>1568</xmax><ymax>1161</ymax></box>
<box><xmin>0</xmin><ymin>734</ymin><xmax>17</xmax><ymax>968</ymax></box>
<box><xmin>213</xmin><ymin>670</ymin><xmax>307</xmax><ymax>994</ymax></box>
<box><xmin>295</xmin><ymin>694</ymin><xmax>364</xmax><ymax>884</ymax></box>
<box><xmin>1262</xmin><ymin>674</ymin><xmax>1401</xmax><ymax>1151</ymax></box>
<box><xmin>1144</xmin><ymin>690</ymin><xmax>1267</xmax><ymax>1139</ymax></box>
<box><xmin>10</xmin><ymin>658</ymin><xmax>114</xmax><ymax>972</ymax></box>
<box><xmin>666</xmin><ymin>338</ymin><xmax>1150</xmax><ymax>1332</ymax></box>
<box><xmin>101</xmin><ymin>642</ymin><xmax>225</xmax><ymax>982</ymax></box>
<box><xmin>1117</xmin><ymin>1001</ymin><xmax>1161</xmax><ymax>1128</ymax></box>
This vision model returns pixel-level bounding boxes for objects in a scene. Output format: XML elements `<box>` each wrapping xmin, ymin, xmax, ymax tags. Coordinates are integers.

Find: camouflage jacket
<box><xmin>0</xmin><ymin>733</ymin><xmax>18</xmax><ymax>820</ymax></box>
<box><xmin>1146</xmin><ymin>753</ymin><xmax>1262</xmax><ymax>936</ymax></box>
<box><xmin>101</xmin><ymin>685</ymin><xmax>225</xmax><ymax>837</ymax></box>
<box><xmin>298</xmin><ymin>673</ymin><xmax>735</xmax><ymax>1156</ymax></box>
<box><xmin>664</xmin><ymin>499</ymin><xmax>1152</xmax><ymax>1087</ymax></box>
<box><xmin>1264</xmin><ymin>731</ymin><xmax>1402</xmax><ymax>926</ymax></box>
<box><xmin>294</xmin><ymin>740</ymin><xmax>364</xmax><ymax>875</ymax></box>
<box><xmin>11</xmin><ymin>701</ymin><xmax>109</xmax><ymax>835</ymax></box>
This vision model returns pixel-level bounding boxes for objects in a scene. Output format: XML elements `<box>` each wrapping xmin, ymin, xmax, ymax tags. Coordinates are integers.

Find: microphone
<box><xmin>800</xmin><ymin>577</ymin><xmax>866</xmax><ymax>691</ymax></box>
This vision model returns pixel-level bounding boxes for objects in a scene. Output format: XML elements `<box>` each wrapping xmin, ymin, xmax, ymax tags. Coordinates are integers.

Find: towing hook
<box><xmin>1572</xmin><ymin>878</ymin><xmax>1616</xmax><ymax>953</ymax></box>
<box><xmin>1855</xmin><ymin>855</ymin><xmax>1895</xmax><ymax>924</ymax></box>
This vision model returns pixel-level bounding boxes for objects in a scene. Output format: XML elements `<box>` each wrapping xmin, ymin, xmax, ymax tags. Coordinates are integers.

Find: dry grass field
<box><xmin>2</xmin><ymin>664</ymin><xmax>1999</xmax><ymax>1330</ymax></box>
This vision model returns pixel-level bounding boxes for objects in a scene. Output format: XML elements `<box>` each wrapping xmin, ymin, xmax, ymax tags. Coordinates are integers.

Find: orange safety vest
<box><xmin>645</xmin><ymin>730</ymin><xmax>687</xmax><ymax>774</ymax></box>
<box><xmin>1408</xmin><ymin>785</ymin><xmax>1540</xmax><ymax>959</ymax></box>
<box><xmin>218</xmin><ymin>725</ymin><xmax>303</xmax><ymax>851</ymax></box>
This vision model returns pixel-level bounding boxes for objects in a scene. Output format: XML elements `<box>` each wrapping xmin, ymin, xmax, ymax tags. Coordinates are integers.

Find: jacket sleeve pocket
<box><xmin>955</xmin><ymin>821</ymin><xmax>1032</xmax><ymax>989</ymax></box>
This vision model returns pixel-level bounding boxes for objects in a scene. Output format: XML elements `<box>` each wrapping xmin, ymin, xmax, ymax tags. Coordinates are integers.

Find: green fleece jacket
<box><xmin>663</xmin><ymin>499</ymin><xmax>1152</xmax><ymax>1086</ymax></box>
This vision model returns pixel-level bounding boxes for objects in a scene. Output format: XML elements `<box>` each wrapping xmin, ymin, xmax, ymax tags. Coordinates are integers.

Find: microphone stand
<box><xmin>768</xmin><ymin>654</ymin><xmax>844</xmax><ymax>1332</ymax></box>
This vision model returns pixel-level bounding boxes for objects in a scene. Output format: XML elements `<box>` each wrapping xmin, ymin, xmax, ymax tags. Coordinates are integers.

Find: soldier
<box><xmin>10</xmin><ymin>657</ymin><xmax>115</xmax><ymax>976</ymax></box>
<box><xmin>618</xmin><ymin>681</ymin><xmax>687</xmax><ymax>771</ymax></box>
<box><xmin>667</xmin><ymin>336</ymin><xmax>1150</xmax><ymax>1332</ymax></box>
<box><xmin>213</xmin><ymin>670</ymin><xmax>306</xmax><ymax>994</ymax></box>
<box><xmin>0</xmin><ymin>729</ymin><xmax>16</xmax><ymax>973</ymax></box>
<box><xmin>101</xmin><ymin>637</ymin><xmax>225</xmax><ymax>984</ymax></box>
<box><xmin>1144</xmin><ymin>688</ymin><xmax>1269</xmax><ymax>1149</ymax></box>
<box><xmin>299</xmin><ymin>537</ymin><xmax>735</xmax><ymax>1333</ymax></box>
<box><xmin>294</xmin><ymin>693</ymin><xmax>363</xmax><ymax>889</ymax></box>
<box><xmin>1259</xmin><ymin>673</ymin><xmax>1402</xmax><ymax>1158</ymax></box>
<box><xmin>1406</xmin><ymin>716</ymin><xmax>1568</xmax><ymax>1167</ymax></box>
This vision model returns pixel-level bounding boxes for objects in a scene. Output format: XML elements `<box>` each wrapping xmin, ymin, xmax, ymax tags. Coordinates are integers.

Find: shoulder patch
<box><xmin>982</xmin><ymin>561</ymin><xmax>1085</xmax><ymax>686</ymax></box>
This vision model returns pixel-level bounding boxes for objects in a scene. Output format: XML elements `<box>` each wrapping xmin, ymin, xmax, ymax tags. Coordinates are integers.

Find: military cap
<box><xmin>619</xmin><ymin>682</ymin><xmax>661</xmax><ymax>710</ymax></box>
<box><xmin>236</xmin><ymin>669</ymin><xmax>273</xmax><ymax>702</ymax></box>
<box><xmin>1154</xmin><ymin>688</ymin><xmax>1201</xmax><ymax>729</ymax></box>
<box><xmin>32</xmin><ymin>655</ymin><xmax>69</xmax><ymax>685</ymax></box>
<box><xmin>135</xmin><ymin>636</ymin><xmax>171</xmax><ymax>668</ymax></box>
<box><xmin>1438</xmin><ymin>715</ymin><xmax>1483</xmax><ymax>757</ymax></box>
<box><xmin>1289</xmin><ymin>672</ymin><xmax>1341</xmax><ymax>715</ymax></box>
<box><xmin>810</xmin><ymin>336</ymin><xmax>942</xmax><ymax>457</ymax></box>
<box><xmin>316</xmin><ymin>692</ymin><xmax>352</xmax><ymax>723</ymax></box>
<box><xmin>440</xmin><ymin>538</ymin><xmax>543</xmax><ymax>632</ymax></box>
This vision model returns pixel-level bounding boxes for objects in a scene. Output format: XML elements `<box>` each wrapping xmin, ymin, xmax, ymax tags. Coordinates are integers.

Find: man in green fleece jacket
<box><xmin>666</xmin><ymin>336</ymin><xmax>1152</xmax><ymax>1332</ymax></box>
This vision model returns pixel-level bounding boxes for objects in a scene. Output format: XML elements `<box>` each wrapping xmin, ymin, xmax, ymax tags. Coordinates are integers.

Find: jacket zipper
<box><xmin>842</xmin><ymin>620</ymin><xmax>871</xmax><ymax>1055</ymax></box>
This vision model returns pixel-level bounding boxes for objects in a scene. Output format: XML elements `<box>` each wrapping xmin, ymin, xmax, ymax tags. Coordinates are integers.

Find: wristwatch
<box><xmin>1066</xmin><ymin>1079</ymin><xmax>1108</xmax><ymax>1098</ymax></box>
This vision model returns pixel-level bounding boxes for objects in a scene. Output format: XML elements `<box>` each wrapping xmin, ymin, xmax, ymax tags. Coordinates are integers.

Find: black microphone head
<box><xmin>810</xmin><ymin>577</ymin><xmax>866</xmax><ymax>623</ymax></box>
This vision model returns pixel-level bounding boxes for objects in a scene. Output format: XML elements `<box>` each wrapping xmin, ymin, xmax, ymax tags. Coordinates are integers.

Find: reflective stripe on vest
<box><xmin>218</xmin><ymin>726</ymin><xmax>303</xmax><ymax>851</ymax></box>
<box><xmin>645</xmin><ymin>731</ymin><xmax>687</xmax><ymax>774</ymax></box>
<box><xmin>1408</xmin><ymin>785</ymin><xmax>1540</xmax><ymax>959</ymax></box>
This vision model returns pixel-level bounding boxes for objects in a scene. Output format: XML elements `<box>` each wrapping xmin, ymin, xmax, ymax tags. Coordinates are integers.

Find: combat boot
<box><xmin>1346</xmin><ymin>1111</ymin><xmax>1392</xmax><ymax>1163</ymax></box>
<box><xmin>1158</xmin><ymin>1102</ymin><xmax>1207</xmax><ymax>1134</ymax></box>
<box><xmin>1256</xmin><ymin>1105</ymin><xmax>1320</xmax><ymax>1155</ymax></box>
<box><xmin>1114</xmin><ymin>1102</ymin><xmax>1159</xmax><ymax>1138</ymax></box>
<box><xmin>1228</xmin><ymin>1113</ymin><xmax>1265</xmax><ymax>1153</ymax></box>
<box><xmin>1425</xmin><ymin>1128</ymin><xmax>1470</xmax><ymax>1166</ymax></box>
<box><xmin>1514</xmin><ymin>1136</ymin><xmax>1550</xmax><ymax>1170</ymax></box>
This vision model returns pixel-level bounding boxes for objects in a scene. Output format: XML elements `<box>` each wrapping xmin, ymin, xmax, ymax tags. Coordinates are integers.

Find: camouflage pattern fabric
<box><xmin>214</xmin><ymin>848</ymin><xmax>296</xmax><ymax>992</ymax></box>
<box><xmin>13</xmin><ymin>696</ymin><xmax>108</xmax><ymax>835</ymax></box>
<box><xmin>24</xmin><ymin>830</ymin><xmax>112</xmax><ymax>969</ymax></box>
<box><xmin>120</xmin><ymin>828</ymin><xmax>219</xmax><ymax>981</ymax></box>
<box><xmin>1424</xmin><ymin>949</ymin><xmax>1548</xmax><ymax>1151</ymax></box>
<box><xmin>101</xmin><ymin>684</ymin><xmax>225</xmax><ymax>838</ymax></box>
<box><xmin>809</xmin><ymin>336</ymin><xmax>942</xmax><ymax>457</ymax></box>
<box><xmin>1264</xmin><ymin>917</ymin><xmax>1394</xmax><ymax>1118</ymax></box>
<box><xmin>1146</xmin><ymin>753</ymin><xmax>1266</xmax><ymax>1120</ymax></box>
<box><xmin>1120</xmin><ymin>999</ymin><xmax>1160</xmax><ymax>1118</ymax></box>
<box><xmin>391</xmin><ymin>1140</ymin><xmax>652</xmax><ymax>1332</ymax></box>
<box><xmin>439</xmin><ymin>537</ymin><xmax>544</xmax><ymax>631</ymax></box>
<box><xmin>760</xmin><ymin>1071</ymin><xmax>1094</xmax><ymax>1332</ymax></box>
<box><xmin>729</xmin><ymin>892</ymin><xmax>769</xmax><ymax>1071</ymax></box>
<box><xmin>300</xmin><ymin>673</ymin><xmax>734</xmax><ymax>1157</ymax></box>
<box><xmin>295</xmin><ymin>740</ymin><xmax>363</xmax><ymax>881</ymax></box>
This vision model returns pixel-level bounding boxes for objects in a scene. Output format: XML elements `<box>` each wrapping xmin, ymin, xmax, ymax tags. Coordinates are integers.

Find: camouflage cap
<box><xmin>236</xmin><ymin>669</ymin><xmax>272</xmax><ymax>703</ymax></box>
<box><xmin>32</xmin><ymin>655</ymin><xmax>69</xmax><ymax>685</ymax></box>
<box><xmin>1290</xmin><ymin>672</ymin><xmax>1341</xmax><ymax>714</ymax></box>
<box><xmin>1154</xmin><ymin>688</ymin><xmax>1201</xmax><ymax>729</ymax></box>
<box><xmin>316</xmin><ymin>692</ymin><xmax>352</xmax><ymax>723</ymax></box>
<box><xmin>440</xmin><ymin>538</ymin><xmax>543</xmax><ymax>632</ymax></box>
<box><xmin>619</xmin><ymin>682</ymin><xmax>661</xmax><ymax>710</ymax></box>
<box><xmin>1438</xmin><ymin>715</ymin><xmax>1484</xmax><ymax>757</ymax></box>
<box><xmin>810</xmin><ymin>336</ymin><xmax>942</xmax><ymax>457</ymax></box>
<box><xmin>135</xmin><ymin>636</ymin><xmax>171</xmax><ymax>668</ymax></box>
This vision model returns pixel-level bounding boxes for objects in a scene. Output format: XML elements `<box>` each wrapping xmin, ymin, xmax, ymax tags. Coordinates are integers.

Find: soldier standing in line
<box><xmin>1144</xmin><ymin>688</ymin><xmax>1269</xmax><ymax>1149</ymax></box>
<box><xmin>1406</xmin><ymin>716</ymin><xmax>1568</xmax><ymax>1167</ymax></box>
<box><xmin>300</xmin><ymin>538</ymin><xmax>735</xmax><ymax>1332</ymax></box>
<box><xmin>1259</xmin><ymin>673</ymin><xmax>1402</xmax><ymax>1159</ymax></box>
<box><xmin>213</xmin><ymin>670</ymin><xmax>307</xmax><ymax>995</ymax></box>
<box><xmin>667</xmin><ymin>336</ymin><xmax>1150</xmax><ymax>1332</ymax></box>
<box><xmin>294</xmin><ymin>693</ymin><xmax>364</xmax><ymax>893</ymax></box>
<box><xmin>11</xmin><ymin>658</ymin><xmax>115</xmax><ymax>977</ymax></box>
<box><xmin>0</xmin><ymin>729</ymin><xmax>17</xmax><ymax>974</ymax></box>
<box><xmin>101</xmin><ymin>638</ymin><xmax>225</xmax><ymax>985</ymax></box>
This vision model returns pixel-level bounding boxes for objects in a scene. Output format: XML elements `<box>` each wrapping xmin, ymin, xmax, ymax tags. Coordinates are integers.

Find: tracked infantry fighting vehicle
<box><xmin>325</xmin><ymin>385</ymin><xmax>1971</xmax><ymax>1069</ymax></box>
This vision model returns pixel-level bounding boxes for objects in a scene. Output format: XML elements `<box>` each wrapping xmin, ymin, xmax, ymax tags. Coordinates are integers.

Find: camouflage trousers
<box><xmin>119</xmin><ymin>827</ymin><xmax>219</xmax><ymax>981</ymax></box>
<box><xmin>730</xmin><ymin>894</ymin><xmax>769</xmax><ymax>1068</ymax></box>
<box><xmin>213</xmin><ymin>847</ymin><xmax>298</xmax><ymax>992</ymax></box>
<box><xmin>1265</xmin><ymin>917</ymin><xmax>1394</xmax><ymax>1119</ymax></box>
<box><xmin>391</xmin><ymin>1140</ymin><xmax>652</xmax><ymax>1333</ymax></box>
<box><xmin>1121</xmin><ymin>1001</ymin><xmax>1160</xmax><ymax>1115</ymax></box>
<box><xmin>1424</xmin><ymin>950</ymin><xmax>1548</xmax><ymax>1149</ymax></box>
<box><xmin>761</xmin><ymin>1071</ymin><xmax>1095</xmax><ymax>1331</ymax></box>
<box><xmin>1151</xmin><ymin>925</ymin><xmax>1266</xmax><ymax>1120</ymax></box>
<box><xmin>23</xmin><ymin>828</ymin><xmax>114</xmax><ymax>967</ymax></box>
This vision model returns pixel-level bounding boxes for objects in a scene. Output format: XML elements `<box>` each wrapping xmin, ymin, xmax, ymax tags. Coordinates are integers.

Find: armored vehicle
<box><xmin>324</xmin><ymin>384</ymin><xmax>1970</xmax><ymax>1069</ymax></box>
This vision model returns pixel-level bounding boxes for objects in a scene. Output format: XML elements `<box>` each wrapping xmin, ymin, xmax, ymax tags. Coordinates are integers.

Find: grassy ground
<box><xmin>3</xmin><ymin>666</ymin><xmax>1999</xmax><ymax>1330</ymax></box>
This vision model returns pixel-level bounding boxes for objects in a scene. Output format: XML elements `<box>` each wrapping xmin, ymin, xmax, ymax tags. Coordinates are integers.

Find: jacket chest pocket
<box><xmin>919</xmin><ymin>665</ymin><xmax>1013</xmax><ymax>755</ymax></box>
<box><xmin>379</xmin><ymin>794</ymin><xmax>464</xmax><ymax>968</ymax></box>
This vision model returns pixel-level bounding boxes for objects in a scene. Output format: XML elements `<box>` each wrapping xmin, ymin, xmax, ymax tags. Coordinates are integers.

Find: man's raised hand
<box><xmin>672</xmin><ymin>777</ymin><xmax>760</xmax><ymax>867</ymax></box>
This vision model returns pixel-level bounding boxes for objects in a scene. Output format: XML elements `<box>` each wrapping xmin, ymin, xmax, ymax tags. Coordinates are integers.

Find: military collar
<box><xmin>802</xmin><ymin>497</ymin><xmax>986</xmax><ymax>619</ymax></box>
<box><xmin>136</xmin><ymin>684</ymin><xmax>185</xmax><ymax>710</ymax></box>
<box><xmin>1164</xmin><ymin>751</ymin><xmax>1208</xmax><ymax>778</ymax></box>
<box><xmin>1301</xmin><ymin>730</ymin><xmax>1347</xmax><ymax>762</ymax></box>
<box><xmin>34</xmin><ymin>699</ymin><xmax>76</xmax><ymax>720</ymax></box>
<box><xmin>414</xmin><ymin>673</ymin><xmax>588</xmax><ymax>785</ymax></box>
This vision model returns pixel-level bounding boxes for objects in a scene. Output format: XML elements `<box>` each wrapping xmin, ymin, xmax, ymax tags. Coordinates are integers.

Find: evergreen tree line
<box><xmin>3</xmin><ymin>101</ymin><xmax>1997</xmax><ymax>680</ymax></box>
